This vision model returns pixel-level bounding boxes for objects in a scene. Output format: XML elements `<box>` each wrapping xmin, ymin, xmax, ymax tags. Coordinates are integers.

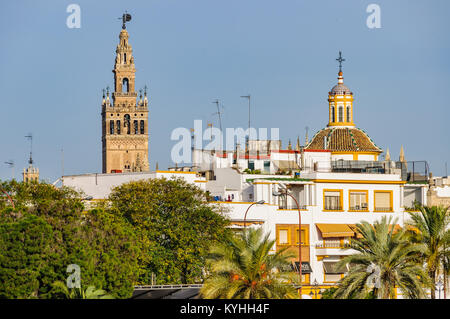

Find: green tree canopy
<box><xmin>333</xmin><ymin>216</ymin><xmax>430</xmax><ymax>299</ymax></box>
<box><xmin>0</xmin><ymin>180</ymin><xmax>145</xmax><ymax>298</ymax></box>
<box><xmin>201</xmin><ymin>228</ymin><xmax>299</xmax><ymax>299</ymax></box>
<box><xmin>406</xmin><ymin>205</ymin><xmax>450</xmax><ymax>299</ymax></box>
<box><xmin>108</xmin><ymin>177</ymin><xmax>230</xmax><ymax>284</ymax></box>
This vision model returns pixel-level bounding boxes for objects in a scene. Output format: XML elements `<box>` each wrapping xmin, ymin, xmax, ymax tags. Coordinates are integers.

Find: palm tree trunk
<box><xmin>430</xmin><ymin>271</ymin><xmax>436</xmax><ymax>299</ymax></box>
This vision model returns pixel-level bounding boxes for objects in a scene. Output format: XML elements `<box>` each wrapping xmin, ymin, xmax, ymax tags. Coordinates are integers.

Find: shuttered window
<box><xmin>278</xmin><ymin>229</ymin><xmax>289</xmax><ymax>245</ymax></box>
<box><xmin>374</xmin><ymin>191</ymin><xmax>392</xmax><ymax>212</ymax></box>
<box><xmin>350</xmin><ymin>191</ymin><xmax>368</xmax><ymax>211</ymax></box>
<box><xmin>324</xmin><ymin>191</ymin><xmax>342</xmax><ymax>210</ymax></box>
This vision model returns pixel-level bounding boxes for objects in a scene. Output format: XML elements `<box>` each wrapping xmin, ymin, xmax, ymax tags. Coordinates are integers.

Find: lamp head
<box><xmin>256</xmin><ymin>200</ymin><xmax>265</xmax><ymax>204</ymax></box>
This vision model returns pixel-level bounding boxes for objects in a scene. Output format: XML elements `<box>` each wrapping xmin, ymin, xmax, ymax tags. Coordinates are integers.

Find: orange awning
<box><xmin>316</xmin><ymin>224</ymin><xmax>355</xmax><ymax>238</ymax></box>
<box><xmin>348</xmin><ymin>224</ymin><xmax>364</xmax><ymax>238</ymax></box>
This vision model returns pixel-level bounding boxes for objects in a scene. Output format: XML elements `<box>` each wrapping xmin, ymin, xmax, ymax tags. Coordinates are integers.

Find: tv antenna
<box><xmin>25</xmin><ymin>133</ymin><xmax>33</xmax><ymax>165</ymax></box>
<box><xmin>305</xmin><ymin>126</ymin><xmax>309</xmax><ymax>145</ymax></box>
<box><xmin>4</xmin><ymin>160</ymin><xmax>14</xmax><ymax>180</ymax></box>
<box><xmin>212</xmin><ymin>99</ymin><xmax>223</xmax><ymax>133</ymax></box>
<box><xmin>240</xmin><ymin>94</ymin><xmax>251</xmax><ymax>143</ymax></box>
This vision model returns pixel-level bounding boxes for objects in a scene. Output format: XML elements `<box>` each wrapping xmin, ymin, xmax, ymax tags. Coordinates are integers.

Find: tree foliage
<box><xmin>406</xmin><ymin>205</ymin><xmax>450</xmax><ymax>299</ymax></box>
<box><xmin>333</xmin><ymin>216</ymin><xmax>430</xmax><ymax>299</ymax></box>
<box><xmin>0</xmin><ymin>180</ymin><xmax>145</xmax><ymax>298</ymax></box>
<box><xmin>201</xmin><ymin>228</ymin><xmax>299</xmax><ymax>299</ymax></box>
<box><xmin>108</xmin><ymin>177</ymin><xmax>230</xmax><ymax>284</ymax></box>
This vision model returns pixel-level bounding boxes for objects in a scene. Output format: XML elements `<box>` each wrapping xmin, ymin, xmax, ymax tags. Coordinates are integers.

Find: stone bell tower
<box><xmin>101</xmin><ymin>15</ymin><xmax>149</xmax><ymax>173</ymax></box>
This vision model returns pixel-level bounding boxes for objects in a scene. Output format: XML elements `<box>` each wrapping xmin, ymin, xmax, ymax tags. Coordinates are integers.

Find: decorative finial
<box><xmin>106</xmin><ymin>86</ymin><xmax>110</xmax><ymax>96</ymax></box>
<box><xmin>139</xmin><ymin>89</ymin><xmax>143</xmax><ymax>99</ymax></box>
<box><xmin>102</xmin><ymin>88</ymin><xmax>106</xmax><ymax>98</ymax></box>
<box><xmin>336</xmin><ymin>51</ymin><xmax>345</xmax><ymax>73</ymax></box>
<box><xmin>144</xmin><ymin>85</ymin><xmax>148</xmax><ymax>96</ymax></box>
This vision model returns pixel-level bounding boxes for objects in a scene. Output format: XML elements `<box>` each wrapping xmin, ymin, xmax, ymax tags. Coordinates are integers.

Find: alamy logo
<box><xmin>66</xmin><ymin>4</ymin><xmax>81</xmax><ymax>29</ymax></box>
<box><xmin>366</xmin><ymin>263</ymin><xmax>381</xmax><ymax>288</ymax></box>
<box><xmin>66</xmin><ymin>264</ymin><xmax>81</xmax><ymax>289</ymax></box>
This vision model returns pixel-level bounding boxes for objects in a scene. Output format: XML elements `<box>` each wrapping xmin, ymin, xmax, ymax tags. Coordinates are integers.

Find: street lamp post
<box><xmin>243</xmin><ymin>200</ymin><xmax>265</xmax><ymax>228</ymax></box>
<box><xmin>273</xmin><ymin>188</ymin><xmax>303</xmax><ymax>298</ymax></box>
<box><xmin>309</xmin><ymin>279</ymin><xmax>321</xmax><ymax>299</ymax></box>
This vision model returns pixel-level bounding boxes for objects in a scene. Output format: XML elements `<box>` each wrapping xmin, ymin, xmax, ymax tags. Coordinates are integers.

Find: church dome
<box><xmin>330</xmin><ymin>71</ymin><xmax>352</xmax><ymax>95</ymax></box>
<box><xmin>330</xmin><ymin>83</ymin><xmax>352</xmax><ymax>95</ymax></box>
<box><xmin>305</xmin><ymin>127</ymin><xmax>381</xmax><ymax>153</ymax></box>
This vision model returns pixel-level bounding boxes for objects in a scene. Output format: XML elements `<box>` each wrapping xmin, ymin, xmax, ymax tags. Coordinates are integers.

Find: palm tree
<box><xmin>200</xmin><ymin>228</ymin><xmax>299</xmax><ymax>299</ymax></box>
<box><xmin>52</xmin><ymin>281</ymin><xmax>114</xmax><ymax>299</ymax></box>
<box><xmin>406</xmin><ymin>205</ymin><xmax>450</xmax><ymax>299</ymax></box>
<box><xmin>333</xmin><ymin>216</ymin><xmax>430</xmax><ymax>299</ymax></box>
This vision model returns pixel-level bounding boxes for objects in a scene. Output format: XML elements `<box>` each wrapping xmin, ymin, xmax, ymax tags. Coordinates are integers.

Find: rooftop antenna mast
<box><xmin>25</xmin><ymin>133</ymin><xmax>33</xmax><ymax>165</ymax></box>
<box><xmin>212</xmin><ymin>99</ymin><xmax>223</xmax><ymax>133</ymax></box>
<box><xmin>240</xmin><ymin>94</ymin><xmax>251</xmax><ymax>146</ymax></box>
<box><xmin>4</xmin><ymin>160</ymin><xmax>14</xmax><ymax>180</ymax></box>
<box><xmin>305</xmin><ymin>126</ymin><xmax>309</xmax><ymax>145</ymax></box>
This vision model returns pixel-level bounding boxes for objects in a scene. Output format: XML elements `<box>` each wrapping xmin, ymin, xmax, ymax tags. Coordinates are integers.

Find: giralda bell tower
<box><xmin>101</xmin><ymin>14</ymin><xmax>149</xmax><ymax>173</ymax></box>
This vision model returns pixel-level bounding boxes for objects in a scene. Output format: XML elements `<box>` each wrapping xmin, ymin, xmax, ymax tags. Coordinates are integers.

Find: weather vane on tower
<box><xmin>336</xmin><ymin>51</ymin><xmax>345</xmax><ymax>72</ymax></box>
<box><xmin>120</xmin><ymin>11</ymin><xmax>132</xmax><ymax>29</ymax></box>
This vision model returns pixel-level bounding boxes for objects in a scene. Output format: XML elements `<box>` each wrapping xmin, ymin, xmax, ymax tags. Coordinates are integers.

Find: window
<box><xmin>331</xmin><ymin>106</ymin><xmax>335</xmax><ymax>122</ymax></box>
<box><xmin>374</xmin><ymin>191</ymin><xmax>392</xmax><ymax>212</ymax></box>
<box><xmin>109</xmin><ymin>120</ymin><xmax>115</xmax><ymax>135</ymax></box>
<box><xmin>349</xmin><ymin>190</ymin><xmax>368</xmax><ymax>211</ymax></box>
<box><xmin>346</xmin><ymin>106</ymin><xmax>351</xmax><ymax>122</ymax></box>
<box><xmin>124</xmin><ymin>114</ymin><xmax>131</xmax><ymax>134</ymax></box>
<box><xmin>140</xmin><ymin>120</ymin><xmax>145</xmax><ymax>134</ymax></box>
<box><xmin>248</xmin><ymin>161</ymin><xmax>255</xmax><ymax>171</ymax></box>
<box><xmin>338</xmin><ymin>106</ymin><xmax>343</xmax><ymax>122</ymax></box>
<box><xmin>116</xmin><ymin>120</ymin><xmax>121</xmax><ymax>134</ymax></box>
<box><xmin>122</xmin><ymin>78</ymin><xmax>129</xmax><ymax>93</ymax></box>
<box><xmin>278</xmin><ymin>229</ymin><xmax>289</xmax><ymax>245</ymax></box>
<box><xmin>134</xmin><ymin>120</ymin><xmax>138</xmax><ymax>134</ymax></box>
<box><xmin>263</xmin><ymin>161</ymin><xmax>270</xmax><ymax>174</ymax></box>
<box><xmin>324</xmin><ymin>190</ymin><xmax>342</xmax><ymax>210</ymax></box>
<box><xmin>323</xmin><ymin>261</ymin><xmax>343</xmax><ymax>282</ymax></box>
<box><xmin>295</xmin><ymin>228</ymin><xmax>307</xmax><ymax>245</ymax></box>
<box><xmin>124</xmin><ymin>53</ymin><xmax>127</xmax><ymax>64</ymax></box>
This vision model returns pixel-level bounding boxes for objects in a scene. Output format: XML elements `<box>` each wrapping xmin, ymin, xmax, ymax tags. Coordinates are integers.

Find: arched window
<box><xmin>110</xmin><ymin>120</ymin><xmax>115</xmax><ymax>134</ymax></box>
<box><xmin>140</xmin><ymin>120</ymin><xmax>145</xmax><ymax>134</ymax></box>
<box><xmin>122</xmin><ymin>78</ymin><xmax>129</xmax><ymax>93</ymax></box>
<box><xmin>346</xmin><ymin>106</ymin><xmax>351</xmax><ymax>122</ymax></box>
<box><xmin>338</xmin><ymin>106</ymin><xmax>343</xmax><ymax>122</ymax></box>
<box><xmin>124</xmin><ymin>53</ymin><xmax>127</xmax><ymax>64</ymax></box>
<box><xmin>124</xmin><ymin>114</ymin><xmax>131</xmax><ymax>134</ymax></box>
<box><xmin>134</xmin><ymin>120</ymin><xmax>138</xmax><ymax>134</ymax></box>
<box><xmin>116</xmin><ymin>120</ymin><xmax>121</xmax><ymax>134</ymax></box>
<box><xmin>331</xmin><ymin>106</ymin><xmax>335</xmax><ymax>122</ymax></box>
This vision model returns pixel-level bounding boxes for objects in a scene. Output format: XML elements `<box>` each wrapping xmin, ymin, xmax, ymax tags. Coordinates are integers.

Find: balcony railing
<box><xmin>374</xmin><ymin>207</ymin><xmax>393</xmax><ymax>212</ymax></box>
<box><xmin>323</xmin><ymin>206</ymin><xmax>342</xmax><ymax>211</ymax></box>
<box><xmin>278</xmin><ymin>205</ymin><xmax>308</xmax><ymax>210</ymax></box>
<box><xmin>315</xmin><ymin>241</ymin><xmax>350</xmax><ymax>249</ymax></box>
<box><xmin>349</xmin><ymin>205</ymin><xmax>368</xmax><ymax>211</ymax></box>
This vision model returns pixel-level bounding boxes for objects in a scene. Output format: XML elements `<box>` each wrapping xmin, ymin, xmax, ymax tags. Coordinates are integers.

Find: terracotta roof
<box><xmin>305</xmin><ymin>127</ymin><xmax>382</xmax><ymax>153</ymax></box>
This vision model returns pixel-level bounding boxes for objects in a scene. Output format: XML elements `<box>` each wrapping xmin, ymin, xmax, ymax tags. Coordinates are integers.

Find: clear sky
<box><xmin>1</xmin><ymin>0</ymin><xmax>449</xmax><ymax>182</ymax></box>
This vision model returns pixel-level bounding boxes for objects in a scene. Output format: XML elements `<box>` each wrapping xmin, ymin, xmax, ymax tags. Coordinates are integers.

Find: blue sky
<box><xmin>1</xmin><ymin>0</ymin><xmax>449</xmax><ymax>182</ymax></box>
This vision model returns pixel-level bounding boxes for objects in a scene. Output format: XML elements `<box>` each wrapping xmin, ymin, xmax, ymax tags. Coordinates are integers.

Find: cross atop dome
<box><xmin>336</xmin><ymin>51</ymin><xmax>345</xmax><ymax>73</ymax></box>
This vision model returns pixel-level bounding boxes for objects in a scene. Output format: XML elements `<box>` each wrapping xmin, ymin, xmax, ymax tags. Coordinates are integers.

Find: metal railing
<box><xmin>323</xmin><ymin>206</ymin><xmax>343</xmax><ymax>211</ymax></box>
<box><xmin>374</xmin><ymin>207</ymin><xmax>392</xmax><ymax>212</ymax></box>
<box><xmin>316</xmin><ymin>241</ymin><xmax>350</xmax><ymax>249</ymax></box>
<box><xmin>349</xmin><ymin>205</ymin><xmax>368</xmax><ymax>211</ymax></box>
<box><xmin>278</xmin><ymin>204</ymin><xmax>308</xmax><ymax>210</ymax></box>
